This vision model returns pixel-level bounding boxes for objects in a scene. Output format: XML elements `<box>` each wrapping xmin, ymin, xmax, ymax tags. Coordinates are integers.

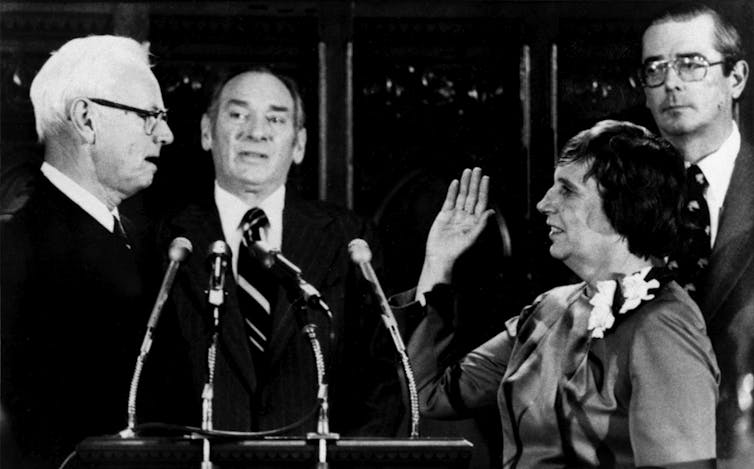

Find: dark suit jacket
<box><xmin>699</xmin><ymin>140</ymin><xmax>754</xmax><ymax>458</ymax></box>
<box><xmin>0</xmin><ymin>175</ymin><xmax>150</xmax><ymax>468</ymax></box>
<box><xmin>154</xmin><ymin>187</ymin><xmax>403</xmax><ymax>436</ymax></box>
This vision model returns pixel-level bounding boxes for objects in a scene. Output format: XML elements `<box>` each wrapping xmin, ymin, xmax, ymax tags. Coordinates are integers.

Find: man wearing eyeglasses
<box><xmin>1</xmin><ymin>35</ymin><xmax>173</xmax><ymax>468</ymax></box>
<box><xmin>639</xmin><ymin>3</ymin><xmax>753</xmax><ymax>462</ymax></box>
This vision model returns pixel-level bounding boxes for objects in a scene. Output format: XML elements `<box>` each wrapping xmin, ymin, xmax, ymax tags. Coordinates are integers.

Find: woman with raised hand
<box><xmin>405</xmin><ymin>120</ymin><xmax>718</xmax><ymax>468</ymax></box>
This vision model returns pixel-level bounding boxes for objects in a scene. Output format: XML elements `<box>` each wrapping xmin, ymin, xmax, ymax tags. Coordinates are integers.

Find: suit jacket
<box><xmin>0</xmin><ymin>175</ymin><xmax>150</xmax><ymax>468</ymax></box>
<box><xmin>155</xmin><ymin>187</ymin><xmax>403</xmax><ymax>436</ymax></box>
<box><xmin>699</xmin><ymin>140</ymin><xmax>754</xmax><ymax>458</ymax></box>
<box><xmin>406</xmin><ymin>278</ymin><xmax>718</xmax><ymax>467</ymax></box>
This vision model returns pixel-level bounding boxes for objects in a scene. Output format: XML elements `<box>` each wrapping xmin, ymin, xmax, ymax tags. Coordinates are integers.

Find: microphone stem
<box><xmin>362</xmin><ymin>263</ymin><xmax>420</xmax><ymax>438</ymax></box>
<box><xmin>398</xmin><ymin>348</ymin><xmax>420</xmax><ymax>438</ymax></box>
<box><xmin>125</xmin><ymin>354</ymin><xmax>145</xmax><ymax>433</ymax></box>
<box><xmin>123</xmin><ymin>259</ymin><xmax>180</xmax><ymax>435</ymax></box>
<box><xmin>201</xmin><ymin>306</ymin><xmax>220</xmax><ymax>468</ymax></box>
<box><xmin>303</xmin><ymin>323</ymin><xmax>338</xmax><ymax>467</ymax></box>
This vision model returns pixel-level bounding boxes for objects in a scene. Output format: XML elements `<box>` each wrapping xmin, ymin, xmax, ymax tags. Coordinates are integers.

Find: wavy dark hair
<box><xmin>204</xmin><ymin>67</ymin><xmax>306</xmax><ymax>130</ymax></box>
<box><xmin>558</xmin><ymin>120</ymin><xmax>686</xmax><ymax>260</ymax></box>
<box><xmin>648</xmin><ymin>2</ymin><xmax>744</xmax><ymax>75</ymax></box>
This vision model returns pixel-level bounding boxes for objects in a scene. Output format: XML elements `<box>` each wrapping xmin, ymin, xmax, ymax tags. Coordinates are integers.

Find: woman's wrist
<box><xmin>415</xmin><ymin>255</ymin><xmax>454</xmax><ymax>302</ymax></box>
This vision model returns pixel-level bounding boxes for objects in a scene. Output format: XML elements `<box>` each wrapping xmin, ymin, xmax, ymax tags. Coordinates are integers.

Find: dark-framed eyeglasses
<box><xmin>638</xmin><ymin>56</ymin><xmax>728</xmax><ymax>88</ymax></box>
<box><xmin>88</xmin><ymin>97</ymin><xmax>168</xmax><ymax>135</ymax></box>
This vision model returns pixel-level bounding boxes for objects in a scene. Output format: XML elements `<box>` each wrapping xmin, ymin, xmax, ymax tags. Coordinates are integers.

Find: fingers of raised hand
<box><xmin>464</xmin><ymin>167</ymin><xmax>483</xmax><ymax>213</ymax></box>
<box><xmin>442</xmin><ymin>179</ymin><xmax>460</xmax><ymax>212</ymax></box>
<box><xmin>443</xmin><ymin>167</ymin><xmax>490</xmax><ymax>217</ymax></box>
<box><xmin>456</xmin><ymin>168</ymin><xmax>472</xmax><ymax>212</ymax></box>
<box><xmin>474</xmin><ymin>173</ymin><xmax>490</xmax><ymax>217</ymax></box>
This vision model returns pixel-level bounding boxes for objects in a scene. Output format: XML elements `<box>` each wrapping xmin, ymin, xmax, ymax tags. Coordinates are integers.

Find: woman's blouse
<box><xmin>406</xmin><ymin>277</ymin><xmax>719</xmax><ymax>468</ymax></box>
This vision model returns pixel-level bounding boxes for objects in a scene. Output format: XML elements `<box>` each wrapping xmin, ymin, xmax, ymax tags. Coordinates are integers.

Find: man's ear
<box><xmin>292</xmin><ymin>127</ymin><xmax>307</xmax><ymax>165</ymax></box>
<box><xmin>730</xmin><ymin>59</ymin><xmax>749</xmax><ymax>100</ymax></box>
<box><xmin>200</xmin><ymin>114</ymin><xmax>213</xmax><ymax>151</ymax></box>
<box><xmin>69</xmin><ymin>98</ymin><xmax>96</xmax><ymax>144</ymax></box>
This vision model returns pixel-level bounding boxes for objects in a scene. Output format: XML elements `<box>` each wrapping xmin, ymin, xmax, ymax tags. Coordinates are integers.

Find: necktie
<box><xmin>113</xmin><ymin>215</ymin><xmax>131</xmax><ymax>250</ymax></box>
<box><xmin>237</xmin><ymin>208</ymin><xmax>276</xmax><ymax>359</ymax></box>
<box><xmin>669</xmin><ymin>165</ymin><xmax>711</xmax><ymax>297</ymax></box>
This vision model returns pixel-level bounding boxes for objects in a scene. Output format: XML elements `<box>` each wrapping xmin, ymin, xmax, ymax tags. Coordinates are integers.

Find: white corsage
<box><xmin>587</xmin><ymin>280</ymin><xmax>617</xmax><ymax>339</ymax></box>
<box><xmin>587</xmin><ymin>267</ymin><xmax>661</xmax><ymax>339</ymax></box>
<box><xmin>619</xmin><ymin>266</ymin><xmax>660</xmax><ymax>314</ymax></box>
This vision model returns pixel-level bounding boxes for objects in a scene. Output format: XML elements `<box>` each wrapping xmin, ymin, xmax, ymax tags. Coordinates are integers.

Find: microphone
<box><xmin>145</xmin><ymin>237</ymin><xmax>193</xmax><ymax>335</ymax></box>
<box><xmin>246</xmin><ymin>240</ymin><xmax>332</xmax><ymax>319</ymax></box>
<box><xmin>347</xmin><ymin>239</ymin><xmax>404</xmax><ymax>351</ymax></box>
<box><xmin>348</xmin><ymin>238</ymin><xmax>420</xmax><ymax>438</ymax></box>
<box><xmin>207</xmin><ymin>240</ymin><xmax>231</xmax><ymax>307</ymax></box>
<box><xmin>123</xmin><ymin>236</ymin><xmax>193</xmax><ymax>434</ymax></box>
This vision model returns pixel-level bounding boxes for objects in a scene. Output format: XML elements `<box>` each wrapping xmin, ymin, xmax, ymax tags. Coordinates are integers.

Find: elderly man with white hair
<box><xmin>1</xmin><ymin>35</ymin><xmax>173</xmax><ymax>468</ymax></box>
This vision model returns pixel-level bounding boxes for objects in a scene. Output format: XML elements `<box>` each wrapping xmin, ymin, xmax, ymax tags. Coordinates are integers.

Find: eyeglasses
<box><xmin>638</xmin><ymin>56</ymin><xmax>727</xmax><ymax>88</ymax></box>
<box><xmin>88</xmin><ymin>98</ymin><xmax>168</xmax><ymax>135</ymax></box>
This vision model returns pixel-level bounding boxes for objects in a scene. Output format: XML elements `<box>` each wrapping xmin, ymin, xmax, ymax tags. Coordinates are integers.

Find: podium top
<box><xmin>75</xmin><ymin>435</ymin><xmax>474</xmax><ymax>469</ymax></box>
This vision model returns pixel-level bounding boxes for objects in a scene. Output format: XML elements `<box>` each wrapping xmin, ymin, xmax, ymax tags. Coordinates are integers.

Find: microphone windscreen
<box><xmin>168</xmin><ymin>237</ymin><xmax>193</xmax><ymax>262</ymax></box>
<box><xmin>348</xmin><ymin>238</ymin><xmax>372</xmax><ymax>264</ymax></box>
<box><xmin>208</xmin><ymin>240</ymin><xmax>230</xmax><ymax>259</ymax></box>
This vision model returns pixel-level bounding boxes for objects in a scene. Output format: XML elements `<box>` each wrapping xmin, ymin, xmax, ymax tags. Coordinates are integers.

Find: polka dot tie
<box><xmin>668</xmin><ymin>164</ymin><xmax>711</xmax><ymax>298</ymax></box>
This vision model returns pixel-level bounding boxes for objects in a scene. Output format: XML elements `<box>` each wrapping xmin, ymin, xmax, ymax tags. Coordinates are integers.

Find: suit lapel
<box><xmin>171</xmin><ymin>199</ymin><xmax>258</xmax><ymax>393</ymax></box>
<box><xmin>267</xmin><ymin>192</ymin><xmax>339</xmax><ymax>368</ymax></box>
<box><xmin>701</xmin><ymin>141</ymin><xmax>754</xmax><ymax>320</ymax></box>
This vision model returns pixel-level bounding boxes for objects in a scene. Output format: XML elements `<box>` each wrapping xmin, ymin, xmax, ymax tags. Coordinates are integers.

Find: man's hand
<box><xmin>416</xmin><ymin>167</ymin><xmax>494</xmax><ymax>300</ymax></box>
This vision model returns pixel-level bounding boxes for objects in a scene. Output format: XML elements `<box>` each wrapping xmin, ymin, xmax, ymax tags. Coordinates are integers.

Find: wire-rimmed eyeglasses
<box><xmin>638</xmin><ymin>56</ymin><xmax>728</xmax><ymax>88</ymax></box>
<box><xmin>88</xmin><ymin>97</ymin><xmax>168</xmax><ymax>135</ymax></box>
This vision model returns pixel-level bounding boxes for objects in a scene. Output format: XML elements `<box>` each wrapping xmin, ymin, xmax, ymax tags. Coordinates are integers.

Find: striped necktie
<box><xmin>237</xmin><ymin>207</ymin><xmax>277</xmax><ymax>358</ymax></box>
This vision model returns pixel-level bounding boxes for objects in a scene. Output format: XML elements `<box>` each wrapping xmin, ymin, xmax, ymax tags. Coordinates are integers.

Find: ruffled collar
<box><xmin>586</xmin><ymin>267</ymin><xmax>667</xmax><ymax>339</ymax></box>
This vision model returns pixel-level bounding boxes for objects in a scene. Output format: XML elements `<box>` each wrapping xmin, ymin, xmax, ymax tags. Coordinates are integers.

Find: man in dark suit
<box><xmin>156</xmin><ymin>69</ymin><xmax>402</xmax><ymax>436</ymax></box>
<box><xmin>638</xmin><ymin>3</ymin><xmax>753</xmax><ymax>461</ymax></box>
<box><xmin>0</xmin><ymin>35</ymin><xmax>174</xmax><ymax>468</ymax></box>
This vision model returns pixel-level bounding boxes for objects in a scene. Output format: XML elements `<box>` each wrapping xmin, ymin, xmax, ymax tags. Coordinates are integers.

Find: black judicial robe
<box><xmin>1</xmin><ymin>175</ymin><xmax>149</xmax><ymax>468</ymax></box>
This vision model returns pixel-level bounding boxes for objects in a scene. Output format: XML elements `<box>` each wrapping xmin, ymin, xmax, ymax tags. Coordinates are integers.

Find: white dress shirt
<box><xmin>215</xmin><ymin>182</ymin><xmax>285</xmax><ymax>277</ymax></box>
<box><xmin>696</xmin><ymin>121</ymin><xmax>740</xmax><ymax>248</ymax></box>
<box><xmin>41</xmin><ymin>161</ymin><xmax>123</xmax><ymax>232</ymax></box>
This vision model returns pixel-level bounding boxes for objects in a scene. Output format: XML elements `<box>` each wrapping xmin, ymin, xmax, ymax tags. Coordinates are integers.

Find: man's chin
<box><xmin>658</xmin><ymin>115</ymin><xmax>697</xmax><ymax>137</ymax></box>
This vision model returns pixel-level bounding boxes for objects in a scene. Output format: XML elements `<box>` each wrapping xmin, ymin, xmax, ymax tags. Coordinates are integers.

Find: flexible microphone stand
<box><xmin>296</xmin><ymin>299</ymin><xmax>339</xmax><ymax>469</ymax></box>
<box><xmin>201</xmin><ymin>241</ymin><xmax>230</xmax><ymax>469</ymax></box>
<box><xmin>348</xmin><ymin>239</ymin><xmax>420</xmax><ymax>438</ymax></box>
<box><xmin>201</xmin><ymin>317</ymin><xmax>219</xmax><ymax>469</ymax></box>
<box><xmin>120</xmin><ymin>237</ymin><xmax>192</xmax><ymax>437</ymax></box>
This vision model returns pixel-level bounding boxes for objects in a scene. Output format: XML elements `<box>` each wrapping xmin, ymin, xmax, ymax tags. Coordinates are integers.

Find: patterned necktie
<box><xmin>669</xmin><ymin>164</ymin><xmax>711</xmax><ymax>297</ymax></box>
<box><xmin>113</xmin><ymin>215</ymin><xmax>131</xmax><ymax>250</ymax></box>
<box><xmin>237</xmin><ymin>208</ymin><xmax>276</xmax><ymax>358</ymax></box>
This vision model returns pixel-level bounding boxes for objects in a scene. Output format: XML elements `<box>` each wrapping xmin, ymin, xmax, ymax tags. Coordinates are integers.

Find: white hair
<box><xmin>29</xmin><ymin>35</ymin><xmax>152</xmax><ymax>143</ymax></box>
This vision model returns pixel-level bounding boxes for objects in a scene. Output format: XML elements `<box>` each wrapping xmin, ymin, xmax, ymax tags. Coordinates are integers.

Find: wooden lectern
<box><xmin>73</xmin><ymin>436</ymin><xmax>473</xmax><ymax>469</ymax></box>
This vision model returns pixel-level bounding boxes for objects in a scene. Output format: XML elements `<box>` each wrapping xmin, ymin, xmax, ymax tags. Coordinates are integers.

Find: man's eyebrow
<box><xmin>676</xmin><ymin>52</ymin><xmax>707</xmax><ymax>59</ymax></box>
<box><xmin>223</xmin><ymin>98</ymin><xmax>249</xmax><ymax>108</ymax></box>
<box><xmin>268</xmin><ymin>104</ymin><xmax>291</xmax><ymax>113</ymax></box>
<box><xmin>643</xmin><ymin>55</ymin><xmax>665</xmax><ymax>64</ymax></box>
<box><xmin>643</xmin><ymin>52</ymin><xmax>706</xmax><ymax>64</ymax></box>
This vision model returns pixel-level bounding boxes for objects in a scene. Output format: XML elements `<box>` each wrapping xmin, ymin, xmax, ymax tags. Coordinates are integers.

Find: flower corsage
<box><xmin>587</xmin><ymin>267</ymin><xmax>661</xmax><ymax>339</ymax></box>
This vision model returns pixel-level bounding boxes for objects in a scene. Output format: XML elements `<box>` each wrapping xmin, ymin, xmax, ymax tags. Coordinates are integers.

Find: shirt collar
<box><xmin>695</xmin><ymin>120</ymin><xmax>740</xmax><ymax>207</ymax></box>
<box><xmin>41</xmin><ymin>161</ymin><xmax>118</xmax><ymax>232</ymax></box>
<box><xmin>214</xmin><ymin>182</ymin><xmax>286</xmax><ymax>257</ymax></box>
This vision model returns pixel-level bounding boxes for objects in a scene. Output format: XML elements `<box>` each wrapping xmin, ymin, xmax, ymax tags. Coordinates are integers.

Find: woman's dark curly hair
<box><xmin>558</xmin><ymin>120</ymin><xmax>686</xmax><ymax>260</ymax></box>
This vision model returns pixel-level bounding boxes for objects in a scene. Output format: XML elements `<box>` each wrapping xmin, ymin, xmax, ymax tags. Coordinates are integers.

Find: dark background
<box><xmin>2</xmin><ymin>1</ymin><xmax>753</xmax><ymax>467</ymax></box>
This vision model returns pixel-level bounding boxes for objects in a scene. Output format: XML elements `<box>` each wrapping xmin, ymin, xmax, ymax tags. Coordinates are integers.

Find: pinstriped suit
<box><xmin>155</xmin><ymin>188</ymin><xmax>403</xmax><ymax>435</ymax></box>
<box><xmin>698</xmin><ymin>141</ymin><xmax>754</xmax><ymax>458</ymax></box>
